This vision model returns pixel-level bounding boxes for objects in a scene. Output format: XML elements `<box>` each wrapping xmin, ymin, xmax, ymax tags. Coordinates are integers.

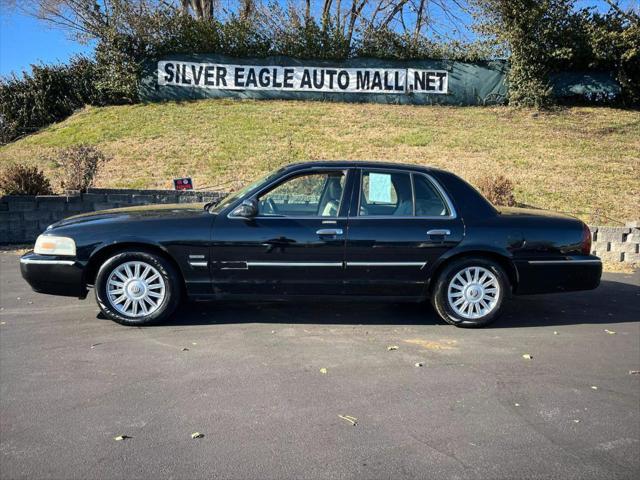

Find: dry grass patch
<box><xmin>1</xmin><ymin>101</ymin><xmax>638</xmax><ymax>222</ymax></box>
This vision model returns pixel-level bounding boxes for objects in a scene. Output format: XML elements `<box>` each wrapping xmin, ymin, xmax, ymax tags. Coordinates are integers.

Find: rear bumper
<box><xmin>20</xmin><ymin>253</ymin><xmax>87</xmax><ymax>298</ymax></box>
<box><xmin>514</xmin><ymin>255</ymin><xmax>602</xmax><ymax>295</ymax></box>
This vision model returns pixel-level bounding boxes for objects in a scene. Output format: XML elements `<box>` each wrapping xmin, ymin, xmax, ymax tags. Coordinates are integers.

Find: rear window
<box><xmin>414</xmin><ymin>175</ymin><xmax>449</xmax><ymax>216</ymax></box>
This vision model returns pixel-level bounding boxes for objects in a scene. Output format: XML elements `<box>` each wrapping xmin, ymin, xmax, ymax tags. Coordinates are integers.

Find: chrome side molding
<box><xmin>346</xmin><ymin>262</ymin><xmax>426</xmax><ymax>268</ymax></box>
<box><xmin>222</xmin><ymin>261</ymin><xmax>428</xmax><ymax>269</ymax></box>
<box><xmin>247</xmin><ymin>261</ymin><xmax>343</xmax><ymax>268</ymax></box>
<box><xmin>527</xmin><ymin>259</ymin><xmax>602</xmax><ymax>265</ymax></box>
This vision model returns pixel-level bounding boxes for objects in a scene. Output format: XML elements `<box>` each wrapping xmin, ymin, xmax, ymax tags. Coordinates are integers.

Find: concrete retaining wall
<box><xmin>590</xmin><ymin>225</ymin><xmax>640</xmax><ymax>264</ymax></box>
<box><xmin>1</xmin><ymin>189</ymin><xmax>638</xmax><ymax>264</ymax></box>
<box><xmin>0</xmin><ymin>188</ymin><xmax>225</xmax><ymax>244</ymax></box>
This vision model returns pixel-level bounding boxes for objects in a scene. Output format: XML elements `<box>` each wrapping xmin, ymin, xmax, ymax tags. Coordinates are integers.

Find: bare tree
<box><xmin>321</xmin><ymin>0</ymin><xmax>333</xmax><ymax>31</ymax></box>
<box><xmin>602</xmin><ymin>0</ymin><xmax>639</xmax><ymax>23</ymax></box>
<box><xmin>180</xmin><ymin>0</ymin><xmax>215</xmax><ymax>20</ymax></box>
<box><xmin>18</xmin><ymin>0</ymin><xmax>218</xmax><ymax>40</ymax></box>
<box><xmin>18</xmin><ymin>0</ymin><xmax>477</xmax><ymax>51</ymax></box>
<box><xmin>413</xmin><ymin>0</ymin><xmax>427</xmax><ymax>38</ymax></box>
<box><xmin>239</xmin><ymin>0</ymin><xmax>254</xmax><ymax>20</ymax></box>
<box><xmin>22</xmin><ymin>0</ymin><xmax>114</xmax><ymax>39</ymax></box>
<box><xmin>346</xmin><ymin>0</ymin><xmax>368</xmax><ymax>45</ymax></box>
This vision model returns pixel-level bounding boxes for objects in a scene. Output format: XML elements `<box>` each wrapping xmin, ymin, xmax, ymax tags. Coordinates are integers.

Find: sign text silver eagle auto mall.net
<box><xmin>158</xmin><ymin>61</ymin><xmax>448</xmax><ymax>94</ymax></box>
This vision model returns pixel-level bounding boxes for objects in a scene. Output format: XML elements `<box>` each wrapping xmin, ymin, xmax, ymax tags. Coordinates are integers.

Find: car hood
<box><xmin>49</xmin><ymin>203</ymin><xmax>209</xmax><ymax>229</ymax></box>
<box><xmin>498</xmin><ymin>206</ymin><xmax>579</xmax><ymax>222</ymax></box>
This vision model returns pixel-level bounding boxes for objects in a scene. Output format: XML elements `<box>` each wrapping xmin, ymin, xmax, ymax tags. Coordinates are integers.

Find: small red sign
<box><xmin>173</xmin><ymin>177</ymin><xmax>193</xmax><ymax>191</ymax></box>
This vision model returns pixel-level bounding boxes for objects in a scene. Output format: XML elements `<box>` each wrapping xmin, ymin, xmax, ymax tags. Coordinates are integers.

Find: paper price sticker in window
<box><xmin>368</xmin><ymin>173</ymin><xmax>392</xmax><ymax>203</ymax></box>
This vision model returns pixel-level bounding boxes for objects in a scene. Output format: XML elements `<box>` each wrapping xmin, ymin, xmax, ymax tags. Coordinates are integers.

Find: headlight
<box><xmin>34</xmin><ymin>235</ymin><xmax>76</xmax><ymax>256</ymax></box>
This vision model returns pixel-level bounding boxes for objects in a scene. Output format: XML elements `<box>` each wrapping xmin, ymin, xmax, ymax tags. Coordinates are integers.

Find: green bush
<box><xmin>475</xmin><ymin>0</ymin><xmax>639</xmax><ymax>108</ymax></box>
<box><xmin>0</xmin><ymin>164</ymin><xmax>53</xmax><ymax>196</ymax></box>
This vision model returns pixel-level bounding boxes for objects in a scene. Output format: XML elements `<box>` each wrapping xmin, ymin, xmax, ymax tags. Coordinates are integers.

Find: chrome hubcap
<box><xmin>107</xmin><ymin>261</ymin><xmax>166</xmax><ymax>318</ymax></box>
<box><xmin>447</xmin><ymin>266</ymin><xmax>500</xmax><ymax>320</ymax></box>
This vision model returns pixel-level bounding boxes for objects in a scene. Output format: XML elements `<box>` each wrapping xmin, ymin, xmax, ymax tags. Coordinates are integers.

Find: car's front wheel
<box><xmin>432</xmin><ymin>257</ymin><xmax>508</xmax><ymax>328</ymax></box>
<box><xmin>95</xmin><ymin>250</ymin><xmax>181</xmax><ymax>326</ymax></box>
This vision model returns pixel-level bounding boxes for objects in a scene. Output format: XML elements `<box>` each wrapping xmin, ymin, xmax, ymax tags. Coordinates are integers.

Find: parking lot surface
<box><xmin>1</xmin><ymin>251</ymin><xmax>639</xmax><ymax>480</ymax></box>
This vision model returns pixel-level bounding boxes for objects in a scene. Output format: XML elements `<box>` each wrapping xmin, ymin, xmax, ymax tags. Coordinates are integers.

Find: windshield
<box><xmin>208</xmin><ymin>168</ymin><xmax>286</xmax><ymax>214</ymax></box>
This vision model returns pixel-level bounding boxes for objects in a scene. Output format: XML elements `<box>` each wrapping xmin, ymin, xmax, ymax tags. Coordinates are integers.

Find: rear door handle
<box><xmin>427</xmin><ymin>229</ymin><xmax>450</xmax><ymax>236</ymax></box>
<box><xmin>316</xmin><ymin>228</ymin><xmax>343</xmax><ymax>236</ymax></box>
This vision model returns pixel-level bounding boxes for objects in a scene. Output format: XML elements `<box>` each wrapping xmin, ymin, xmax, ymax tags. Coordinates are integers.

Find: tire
<box><xmin>431</xmin><ymin>257</ymin><xmax>509</xmax><ymax>328</ymax></box>
<box><xmin>95</xmin><ymin>250</ymin><xmax>182</xmax><ymax>326</ymax></box>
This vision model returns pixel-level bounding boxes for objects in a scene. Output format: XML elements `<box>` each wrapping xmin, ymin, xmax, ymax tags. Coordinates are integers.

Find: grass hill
<box><xmin>0</xmin><ymin>100</ymin><xmax>638</xmax><ymax>222</ymax></box>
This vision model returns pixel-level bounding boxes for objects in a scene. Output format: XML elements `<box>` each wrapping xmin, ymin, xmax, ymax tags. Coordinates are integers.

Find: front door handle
<box><xmin>316</xmin><ymin>228</ymin><xmax>343</xmax><ymax>236</ymax></box>
<box><xmin>427</xmin><ymin>229</ymin><xmax>451</xmax><ymax>236</ymax></box>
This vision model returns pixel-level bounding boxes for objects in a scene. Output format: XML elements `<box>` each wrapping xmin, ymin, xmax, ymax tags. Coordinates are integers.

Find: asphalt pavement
<box><xmin>1</xmin><ymin>251</ymin><xmax>639</xmax><ymax>480</ymax></box>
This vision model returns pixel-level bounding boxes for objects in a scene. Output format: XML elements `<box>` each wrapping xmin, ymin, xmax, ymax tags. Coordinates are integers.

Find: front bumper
<box><xmin>20</xmin><ymin>253</ymin><xmax>87</xmax><ymax>298</ymax></box>
<box><xmin>514</xmin><ymin>255</ymin><xmax>602</xmax><ymax>295</ymax></box>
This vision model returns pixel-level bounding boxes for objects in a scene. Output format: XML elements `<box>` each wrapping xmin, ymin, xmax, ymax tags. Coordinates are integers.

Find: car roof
<box><xmin>282</xmin><ymin>160</ymin><xmax>439</xmax><ymax>174</ymax></box>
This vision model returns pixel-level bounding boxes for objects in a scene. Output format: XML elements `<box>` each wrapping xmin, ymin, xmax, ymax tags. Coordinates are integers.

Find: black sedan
<box><xmin>20</xmin><ymin>161</ymin><xmax>602</xmax><ymax>327</ymax></box>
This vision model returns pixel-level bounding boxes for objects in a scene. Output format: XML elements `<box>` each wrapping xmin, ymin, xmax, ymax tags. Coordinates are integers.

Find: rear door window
<box><xmin>359</xmin><ymin>170</ymin><xmax>413</xmax><ymax>216</ymax></box>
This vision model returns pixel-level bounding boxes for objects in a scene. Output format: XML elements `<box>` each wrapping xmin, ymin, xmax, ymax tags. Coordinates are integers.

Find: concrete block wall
<box><xmin>0</xmin><ymin>188</ymin><xmax>226</xmax><ymax>244</ymax></box>
<box><xmin>590</xmin><ymin>225</ymin><xmax>640</xmax><ymax>264</ymax></box>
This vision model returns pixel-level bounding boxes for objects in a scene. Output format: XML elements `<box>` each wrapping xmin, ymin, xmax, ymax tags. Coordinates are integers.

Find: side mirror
<box><xmin>232</xmin><ymin>198</ymin><xmax>258</xmax><ymax>218</ymax></box>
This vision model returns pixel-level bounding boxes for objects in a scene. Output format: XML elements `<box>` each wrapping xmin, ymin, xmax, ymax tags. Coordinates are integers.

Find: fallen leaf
<box><xmin>604</xmin><ymin>329</ymin><xmax>616</xmax><ymax>335</ymax></box>
<box><xmin>319</xmin><ymin>368</ymin><xmax>327</xmax><ymax>374</ymax></box>
<box><xmin>191</xmin><ymin>432</ymin><xmax>204</xmax><ymax>439</ymax></box>
<box><xmin>522</xmin><ymin>354</ymin><xmax>533</xmax><ymax>360</ymax></box>
<box><xmin>387</xmin><ymin>345</ymin><xmax>399</xmax><ymax>351</ymax></box>
<box><xmin>338</xmin><ymin>415</ymin><xmax>358</xmax><ymax>426</ymax></box>
<box><xmin>114</xmin><ymin>435</ymin><xmax>130</xmax><ymax>441</ymax></box>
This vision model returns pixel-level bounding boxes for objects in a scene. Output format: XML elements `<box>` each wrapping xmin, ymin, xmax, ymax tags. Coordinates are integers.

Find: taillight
<box><xmin>581</xmin><ymin>223</ymin><xmax>592</xmax><ymax>255</ymax></box>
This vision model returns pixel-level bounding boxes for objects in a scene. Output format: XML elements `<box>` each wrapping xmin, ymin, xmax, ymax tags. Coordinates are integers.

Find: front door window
<box><xmin>258</xmin><ymin>172</ymin><xmax>346</xmax><ymax>217</ymax></box>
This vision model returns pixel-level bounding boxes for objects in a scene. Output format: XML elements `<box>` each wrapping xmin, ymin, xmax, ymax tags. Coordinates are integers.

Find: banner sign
<box><xmin>141</xmin><ymin>55</ymin><xmax>509</xmax><ymax>105</ymax></box>
<box><xmin>158</xmin><ymin>61</ymin><xmax>448</xmax><ymax>94</ymax></box>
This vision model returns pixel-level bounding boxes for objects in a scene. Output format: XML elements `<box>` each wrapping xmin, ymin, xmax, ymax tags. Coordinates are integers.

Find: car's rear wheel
<box><xmin>95</xmin><ymin>250</ymin><xmax>181</xmax><ymax>326</ymax></box>
<box><xmin>432</xmin><ymin>257</ymin><xmax>508</xmax><ymax>328</ymax></box>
